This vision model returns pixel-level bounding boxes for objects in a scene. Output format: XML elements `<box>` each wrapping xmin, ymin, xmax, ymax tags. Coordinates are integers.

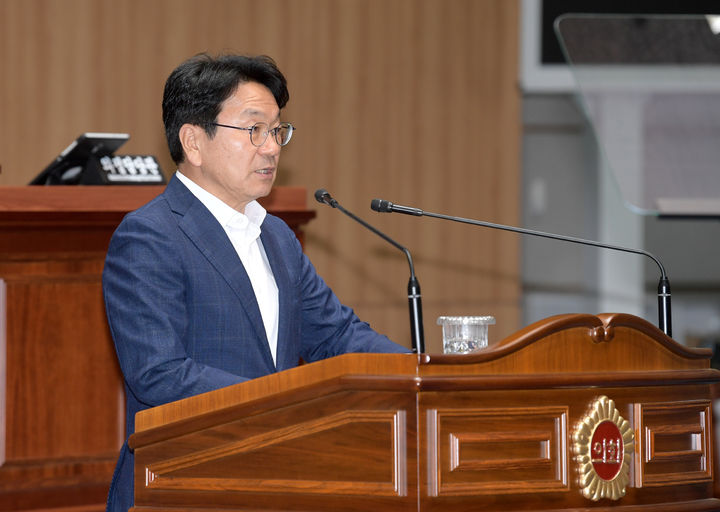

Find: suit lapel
<box><xmin>163</xmin><ymin>176</ymin><xmax>274</xmax><ymax>368</ymax></box>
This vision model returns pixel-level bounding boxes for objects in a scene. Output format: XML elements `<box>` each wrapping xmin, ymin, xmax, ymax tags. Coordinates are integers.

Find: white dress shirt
<box><xmin>176</xmin><ymin>171</ymin><xmax>279</xmax><ymax>365</ymax></box>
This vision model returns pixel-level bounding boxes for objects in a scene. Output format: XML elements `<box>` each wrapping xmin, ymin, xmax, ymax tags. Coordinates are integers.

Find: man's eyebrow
<box><xmin>241</xmin><ymin>109</ymin><xmax>280</xmax><ymax>122</ymax></box>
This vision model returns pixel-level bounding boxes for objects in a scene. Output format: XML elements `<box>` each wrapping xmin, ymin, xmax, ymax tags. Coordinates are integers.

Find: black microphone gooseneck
<box><xmin>315</xmin><ymin>190</ymin><xmax>425</xmax><ymax>352</ymax></box>
<box><xmin>371</xmin><ymin>198</ymin><xmax>672</xmax><ymax>337</ymax></box>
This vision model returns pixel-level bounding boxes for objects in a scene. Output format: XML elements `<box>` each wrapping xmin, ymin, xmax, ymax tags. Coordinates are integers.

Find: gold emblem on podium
<box><xmin>573</xmin><ymin>395</ymin><xmax>634</xmax><ymax>501</ymax></box>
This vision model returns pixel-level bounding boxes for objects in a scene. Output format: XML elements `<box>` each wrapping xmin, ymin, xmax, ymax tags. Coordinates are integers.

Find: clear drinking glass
<box><xmin>437</xmin><ymin>316</ymin><xmax>496</xmax><ymax>354</ymax></box>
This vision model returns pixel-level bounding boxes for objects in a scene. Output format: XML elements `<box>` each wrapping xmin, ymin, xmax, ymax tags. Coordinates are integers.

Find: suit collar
<box><xmin>174</xmin><ymin>171</ymin><xmax>268</xmax><ymax>229</ymax></box>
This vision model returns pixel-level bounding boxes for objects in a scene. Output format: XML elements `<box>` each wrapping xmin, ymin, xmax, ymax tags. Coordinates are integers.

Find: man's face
<box><xmin>188</xmin><ymin>81</ymin><xmax>282</xmax><ymax>212</ymax></box>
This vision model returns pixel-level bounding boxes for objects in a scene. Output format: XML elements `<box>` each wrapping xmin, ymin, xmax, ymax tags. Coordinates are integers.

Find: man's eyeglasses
<box><xmin>209</xmin><ymin>121</ymin><xmax>294</xmax><ymax>147</ymax></box>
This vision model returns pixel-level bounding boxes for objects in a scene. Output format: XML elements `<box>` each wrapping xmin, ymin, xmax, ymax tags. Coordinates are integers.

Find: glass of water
<box><xmin>437</xmin><ymin>316</ymin><xmax>496</xmax><ymax>354</ymax></box>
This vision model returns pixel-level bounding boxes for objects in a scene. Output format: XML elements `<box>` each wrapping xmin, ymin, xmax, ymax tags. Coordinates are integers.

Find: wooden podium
<box><xmin>0</xmin><ymin>185</ymin><xmax>315</xmax><ymax>510</ymax></box>
<box><xmin>130</xmin><ymin>313</ymin><xmax>720</xmax><ymax>511</ymax></box>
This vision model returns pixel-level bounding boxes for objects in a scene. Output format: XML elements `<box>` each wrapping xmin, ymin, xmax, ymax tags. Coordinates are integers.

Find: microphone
<box><xmin>314</xmin><ymin>189</ymin><xmax>425</xmax><ymax>353</ymax></box>
<box><xmin>315</xmin><ymin>189</ymin><xmax>338</xmax><ymax>208</ymax></box>
<box><xmin>371</xmin><ymin>198</ymin><xmax>672</xmax><ymax>337</ymax></box>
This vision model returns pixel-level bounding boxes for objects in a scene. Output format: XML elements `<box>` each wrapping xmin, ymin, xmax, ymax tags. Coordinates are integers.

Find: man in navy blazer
<box><xmin>102</xmin><ymin>53</ymin><xmax>408</xmax><ymax>511</ymax></box>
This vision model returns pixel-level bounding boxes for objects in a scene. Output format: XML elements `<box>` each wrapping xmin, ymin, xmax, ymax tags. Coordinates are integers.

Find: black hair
<box><xmin>162</xmin><ymin>53</ymin><xmax>289</xmax><ymax>164</ymax></box>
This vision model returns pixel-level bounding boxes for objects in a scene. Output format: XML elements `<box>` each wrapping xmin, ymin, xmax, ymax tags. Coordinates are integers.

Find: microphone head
<box><xmin>314</xmin><ymin>188</ymin><xmax>329</xmax><ymax>205</ymax></box>
<box><xmin>371</xmin><ymin>198</ymin><xmax>393</xmax><ymax>212</ymax></box>
<box><xmin>314</xmin><ymin>188</ymin><xmax>338</xmax><ymax>208</ymax></box>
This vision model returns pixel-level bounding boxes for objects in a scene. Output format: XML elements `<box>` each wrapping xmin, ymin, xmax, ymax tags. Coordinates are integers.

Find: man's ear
<box><xmin>179</xmin><ymin>124</ymin><xmax>203</xmax><ymax>167</ymax></box>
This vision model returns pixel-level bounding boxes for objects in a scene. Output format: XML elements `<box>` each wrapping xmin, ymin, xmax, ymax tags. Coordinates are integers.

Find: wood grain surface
<box><xmin>0</xmin><ymin>0</ymin><xmax>521</xmax><ymax>350</ymax></box>
<box><xmin>130</xmin><ymin>314</ymin><xmax>720</xmax><ymax>511</ymax></box>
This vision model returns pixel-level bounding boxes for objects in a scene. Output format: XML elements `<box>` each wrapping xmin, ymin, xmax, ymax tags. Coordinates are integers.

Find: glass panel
<box><xmin>555</xmin><ymin>14</ymin><xmax>720</xmax><ymax>217</ymax></box>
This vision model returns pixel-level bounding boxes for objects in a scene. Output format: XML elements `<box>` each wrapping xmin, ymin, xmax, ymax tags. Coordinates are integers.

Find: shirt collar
<box><xmin>175</xmin><ymin>170</ymin><xmax>267</xmax><ymax>230</ymax></box>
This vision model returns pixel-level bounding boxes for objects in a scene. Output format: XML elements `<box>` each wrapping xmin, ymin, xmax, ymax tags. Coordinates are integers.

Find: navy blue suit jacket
<box><xmin>103</xmin><ymin>176</ymin><xmax>407</xmax><ymax>511</ymax></box>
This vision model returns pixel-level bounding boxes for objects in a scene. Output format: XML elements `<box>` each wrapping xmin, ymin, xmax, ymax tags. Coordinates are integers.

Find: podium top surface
<box><xmin>0</xmin><ymin>186</ymin><xmax>315</xmax><ymax>254</ymax></box>
<box><xmin>0</xmin><ymin>185</ymin><xmax>310</xmax><ymax>214</ymax></box>
<box><xmin>0</xmin><ymin>185</ymin><xmax>165</xmax><ymax>213</ymax></box>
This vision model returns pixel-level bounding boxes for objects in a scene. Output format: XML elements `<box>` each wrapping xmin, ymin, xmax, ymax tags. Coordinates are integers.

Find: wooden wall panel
<box><xmin>0</xmin><ymin>0</ymin><xmax>520</xmax><ymax>352</ymax></box>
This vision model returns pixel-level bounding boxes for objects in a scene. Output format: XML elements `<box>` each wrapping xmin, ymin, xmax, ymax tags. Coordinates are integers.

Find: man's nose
<box><xmin>258</xmin><ymin>134</ymin><xmax>281</xmax><ymax>156</ymax></box>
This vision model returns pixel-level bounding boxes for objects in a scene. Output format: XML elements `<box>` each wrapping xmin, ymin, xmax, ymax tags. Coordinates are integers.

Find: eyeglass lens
<box><xmin>250</xmin><ymin>122</ymin><xmax>293</xmax><ymax>147</ymax></box>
